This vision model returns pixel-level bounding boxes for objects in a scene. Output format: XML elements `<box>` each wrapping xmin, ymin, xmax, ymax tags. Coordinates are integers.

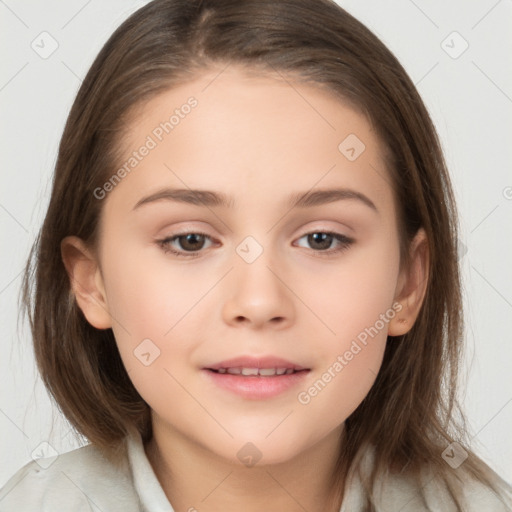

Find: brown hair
<box><xmin>20</xmin><ymin>0</ymin><xmax>512</xmax><ymax>509</ymax></box>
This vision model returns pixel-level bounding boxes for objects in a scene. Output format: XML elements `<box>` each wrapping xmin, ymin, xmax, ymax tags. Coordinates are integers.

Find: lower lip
<box><xmin>202</xmin><ymin>369</ymin><xmax>310</xmax><ymax>400</ymax></box>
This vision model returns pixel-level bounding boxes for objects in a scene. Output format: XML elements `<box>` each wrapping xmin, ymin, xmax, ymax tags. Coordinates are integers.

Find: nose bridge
<box><xmin>222</xmin><ymin>233</ymin><xmax>294</xmax><ymax>327</ymax></box>
<box><xmin>233</xmin><ymin>233</ymin><xmax>282</xmax><ymax>295</ymax></box>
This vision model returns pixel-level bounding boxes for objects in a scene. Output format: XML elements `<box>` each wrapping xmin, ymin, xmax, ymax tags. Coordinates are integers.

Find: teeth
<box><xmin>215</xmin><ymin>367</ymin><xmax>299</xmax><ymax>376</ymax></box>
<box><xmin>241</xmin><ymin>368</ymin><xmax>259</xmax><ymax>376</ymax></box>
<box><xmin>258</xmin><ymin>368</ymin><xmax>277</xmax><ymax>376</ymax></box>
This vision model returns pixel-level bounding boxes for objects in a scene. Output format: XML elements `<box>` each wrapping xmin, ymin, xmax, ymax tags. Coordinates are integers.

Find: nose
<box><xmin>221</xmin><ymin>247</ymin><xmax>295</xmax><ymax>330</ymax></box>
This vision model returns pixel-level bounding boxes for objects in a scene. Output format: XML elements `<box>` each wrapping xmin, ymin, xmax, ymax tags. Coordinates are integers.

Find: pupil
<box><xmin>181</xmin><ymin>234</ymin><xmax>204</xmax><ymax>251</ymax></box>
<box><xmin>309</xmin><ymin>232</ymin><xmax>332</xmax><ymax>250</ymax></box>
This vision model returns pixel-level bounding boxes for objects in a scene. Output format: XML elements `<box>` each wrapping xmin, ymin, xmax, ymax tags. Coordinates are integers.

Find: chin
<box><xmin>211</xmin><ymin>435</ymin><xmax>309</xmax><ymax>469</ymax></box>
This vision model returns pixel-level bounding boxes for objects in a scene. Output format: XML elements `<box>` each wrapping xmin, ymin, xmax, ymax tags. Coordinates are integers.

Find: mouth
<box><xmin>204</xmin><ymin>355</ymin><xmax>309</xmax><ymax>373</ymax></box>
<box><xmin>206</xmin><ymin>367</ymin><xmax>308</xmax><ymax>376</ymax></box>
<box><xmin>202</xmin><ymin>356</ymin><xmax>311</xmax><ymax>399</ymax></box>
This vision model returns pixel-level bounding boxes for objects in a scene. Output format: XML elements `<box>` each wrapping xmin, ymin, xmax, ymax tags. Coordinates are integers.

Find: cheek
<box><xmin>101</xmin><ymin>248</ymin><xmax>214</xmax><ymax>395</ymax></box>
<box><xmin>103</xmin><ymin>243</ymin><xmax>209</xmax><ymax>337</ymax></box>
<box><xmin>295</xmin><ymin>295</ymin><xmax>394</xmax><ymax>430</ymax></box>
<box><xmin>299</xmin><ymin>240</ymin><xmax>400</xmax><ymax>348</ymax></box>
<box><xmin>293</xmin><ymin>239</ymin><xmax>399</xmax><ymax>410</ymax></box>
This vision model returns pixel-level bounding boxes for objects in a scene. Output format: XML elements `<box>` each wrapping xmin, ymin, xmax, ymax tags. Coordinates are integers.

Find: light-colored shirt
<box><xmin>1</xmin><ymin>430</ymin><xmax>511</xmax><ymax>511</ymax></box>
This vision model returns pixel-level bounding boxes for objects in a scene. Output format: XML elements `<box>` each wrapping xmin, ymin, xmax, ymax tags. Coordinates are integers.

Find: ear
<box><xmin>60</xmin><ymin>236</ymin><xmax>112</xmax><ymax>330</ymax></box>
<box><xmin>388</xmin><ymin>228</ymin><xmax>429</xmax><ymax>336</ymax></box>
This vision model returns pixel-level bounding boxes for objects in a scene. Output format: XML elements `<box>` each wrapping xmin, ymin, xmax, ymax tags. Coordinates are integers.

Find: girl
<box><xmin>1</xmin><ymin>0</ymin><xmax>511</xmax><ymax>510</ymax></box>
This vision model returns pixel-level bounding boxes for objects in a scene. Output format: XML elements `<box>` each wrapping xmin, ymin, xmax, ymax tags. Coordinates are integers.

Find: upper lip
<box><xmin>204</xmin><ymin>356</ymin><xmax>309</xmax><ymax>371</ymax></box>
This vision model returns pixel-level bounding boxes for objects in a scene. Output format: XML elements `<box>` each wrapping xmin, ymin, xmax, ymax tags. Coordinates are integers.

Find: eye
<box><xmin>157</xmin><ymin>231</ymin><xmax>214</xmax><ymax>258</ymax></box>
<box><xmin>157</xmin><ymin>230</ymin><xmax>354</xmax><ymax>259</ymax></box>
<box><xmin>294</xmin><ymin>231</ymin><xmax>354</xmax><ymax>256</ymax></box>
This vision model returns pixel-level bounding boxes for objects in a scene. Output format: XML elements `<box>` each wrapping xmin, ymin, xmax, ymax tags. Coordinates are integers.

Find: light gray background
<box><xmin>1</xmin><ymin>0</ymin><xmax>511</xmax><ymax>488</ymax></box>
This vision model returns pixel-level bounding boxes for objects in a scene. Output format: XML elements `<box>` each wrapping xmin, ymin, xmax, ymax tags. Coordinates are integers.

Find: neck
<box><xmin>145</xmin><ymin>422</ymin><xmax>345</xmax><ymax>512</ymax></box>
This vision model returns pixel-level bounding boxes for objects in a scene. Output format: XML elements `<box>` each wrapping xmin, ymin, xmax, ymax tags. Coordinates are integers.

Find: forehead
<box><xmin>102</xmin><ymin>65</ymin><xmax>393</xmax><ymax>220</ymax></box>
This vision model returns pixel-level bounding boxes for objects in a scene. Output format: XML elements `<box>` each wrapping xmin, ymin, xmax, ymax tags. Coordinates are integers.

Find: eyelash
<box><xmin>157</xmin><ymin>230</ymin><xmax>354</xmax><ymax>259</ymax></box>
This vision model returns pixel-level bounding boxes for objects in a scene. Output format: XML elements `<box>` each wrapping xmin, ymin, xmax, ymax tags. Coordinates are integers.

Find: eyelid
<box><xmin>156</xmin><ymin>226</ymin><xmax>355</xmax><ymax>259</ymax></box>
<box><xmin>294</xmin><ymin>230</ymin><xmax>354</xmax><ymax>257</ymax></box>
<box><xmin>156</xmin><ymin>230</ymin><xmax>215</xmax><ymax>257</ymax></box>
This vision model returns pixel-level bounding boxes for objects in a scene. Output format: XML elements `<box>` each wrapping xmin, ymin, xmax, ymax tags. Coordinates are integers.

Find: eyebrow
<box><xmin>132</xmin><ymin>187</ymin><xmax>378</xmax><ymax>213</ymax></box>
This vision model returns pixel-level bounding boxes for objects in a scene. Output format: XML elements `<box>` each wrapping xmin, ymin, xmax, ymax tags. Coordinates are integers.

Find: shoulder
<box><xmin>382</xmin><ymin>467</ymin><xmax>512</xmax><ymax>511</ymax></box>
<box><xmin>0</xmin><ymin>441</ymin><xmax>142</xmax><ymax>512</ymax></box>
<box><xmin>347</xmin><ymin>444</ymin><xmax>512</xmax><ymax>511</ymax></box>
<box><xmin>461</xmin><ymin>478</ymin><xmax>512</xmax><ymax>511</ymax></box>
<box><xmin>457</xmin><ymin>474</ymin><xmax>512</xmax><ymax>511</ymax></box>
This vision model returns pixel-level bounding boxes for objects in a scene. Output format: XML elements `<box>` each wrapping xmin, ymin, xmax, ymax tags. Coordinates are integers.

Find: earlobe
<box><xmin>388</xmin><ymin>228</ymin><xmax>429</xmax><ymax>336</ymax></box>
<box><xmin>60</xmin><ymin>236</ymin><xmax>112</xmax><ymax>330</ymax></box>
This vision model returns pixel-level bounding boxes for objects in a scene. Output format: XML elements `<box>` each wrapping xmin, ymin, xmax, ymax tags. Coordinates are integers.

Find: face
<box><xmin>73</xmin><ymin>66</ymin><xmax>411</xmax><ymax>465</ymax></box>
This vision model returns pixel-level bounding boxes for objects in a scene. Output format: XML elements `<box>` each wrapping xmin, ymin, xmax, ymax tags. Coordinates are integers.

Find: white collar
<box><xmin>126</xmin><ymin>430</ymin><xmax>368</xmax><ymax>511</ymax></box>
<box><xmin>126</xmin><ymin>431</ymin><xmax>175</xmax><ymax>511</ymax></box>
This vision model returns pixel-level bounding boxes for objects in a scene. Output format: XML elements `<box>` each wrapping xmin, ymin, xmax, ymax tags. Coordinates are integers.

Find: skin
<box><xmin>61</xmin><ymin>65</ymin><xmax>428</xmax><ymax>511</ymax></box>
